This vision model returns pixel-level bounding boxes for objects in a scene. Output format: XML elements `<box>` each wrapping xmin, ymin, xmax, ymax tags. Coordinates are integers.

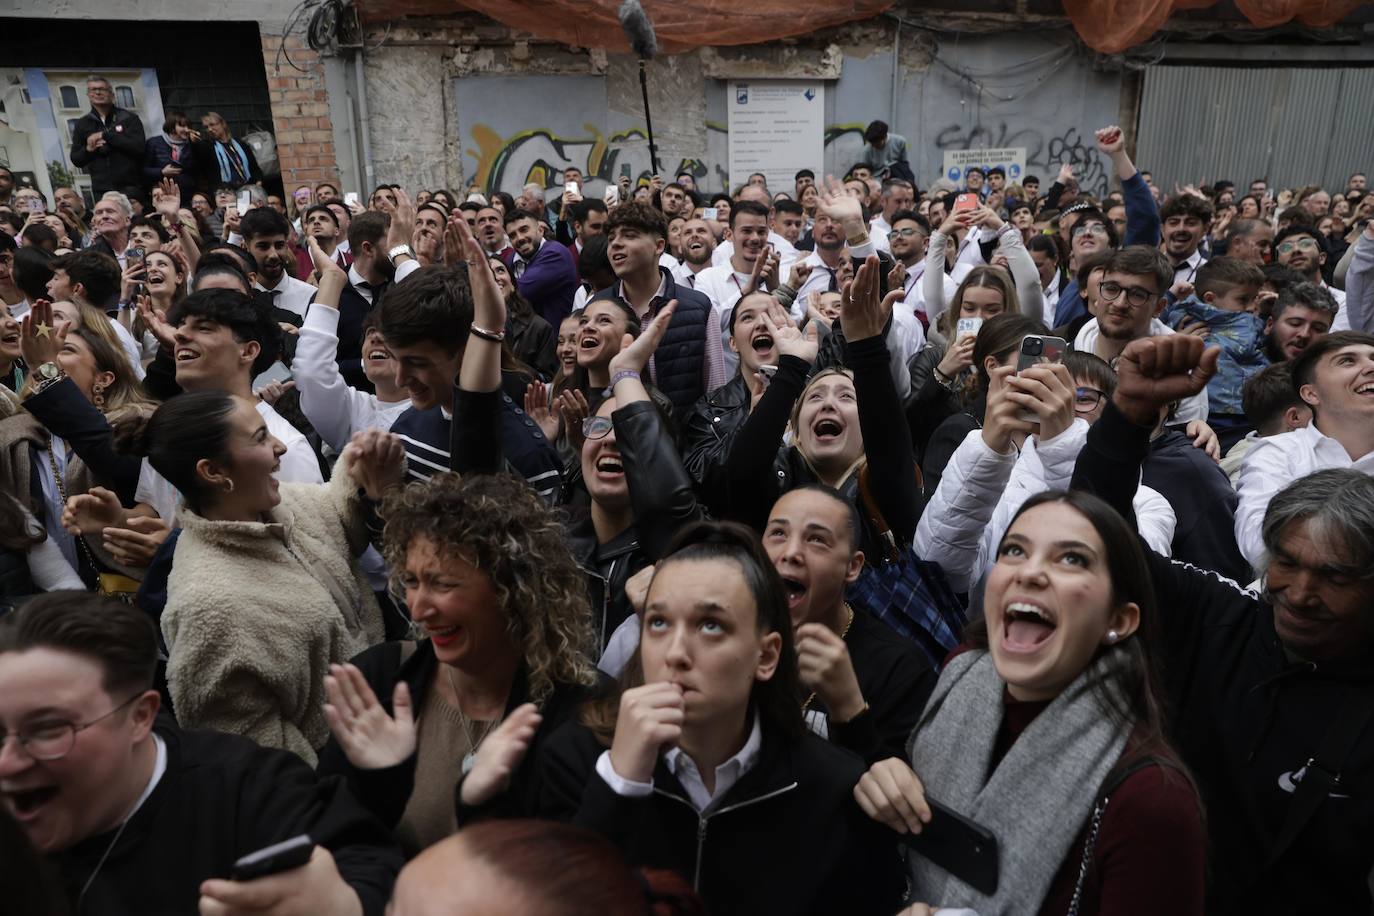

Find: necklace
<box><xmin>801</xmin><ymin>603</ymin><xmax>855</xmax><ymax>713</ymax></box>
<box><xmin>446</xmin><ymin>666</ymin><xmax>498</xmax><ymax>775</ymax></box>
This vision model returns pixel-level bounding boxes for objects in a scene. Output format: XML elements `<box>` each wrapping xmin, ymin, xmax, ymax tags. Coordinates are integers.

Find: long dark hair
<box><xmin>972</xmin><ymin>313</ymin><xmax>1049</xmax><ymax>395</ymax></box>
<box><xmin>117</xmin><ymin>390</ymin><xmax>238</xmax><ymax>516</ymax></box>
<box><xmin>970</xmin><ymin>490</ymin><xmax>1196</xmax><ymax>787</ymax></box>
<box><xmin>568</xmin><ymin>299</ymin><xmax>642</xmax><ymax>400</ymax></box>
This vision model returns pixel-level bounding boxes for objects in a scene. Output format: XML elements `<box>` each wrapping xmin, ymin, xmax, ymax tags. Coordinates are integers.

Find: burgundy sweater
<box><xmin>990</xmin><ymin>692</ymin><xmax>1206</xmax><ymax>916</ymax></box>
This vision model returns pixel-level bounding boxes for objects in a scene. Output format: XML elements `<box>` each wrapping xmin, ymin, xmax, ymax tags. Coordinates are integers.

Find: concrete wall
<box><xmin>360</xmin><ymin>19</ymin><xmax>1125</xmax><ymax>199</ymax></box>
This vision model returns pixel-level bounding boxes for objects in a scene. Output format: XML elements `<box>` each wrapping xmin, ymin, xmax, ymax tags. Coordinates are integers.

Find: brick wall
<box><xmin>260</xmin><ymin>31</ymin><xmax>341</xmax><ymax>192</ymax></box>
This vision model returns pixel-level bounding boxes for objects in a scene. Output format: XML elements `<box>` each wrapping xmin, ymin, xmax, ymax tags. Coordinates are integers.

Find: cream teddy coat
<box><xmin>161</xmin><ymin>462</ymin><xmax>384</xmax><ymax>765</ymax></box>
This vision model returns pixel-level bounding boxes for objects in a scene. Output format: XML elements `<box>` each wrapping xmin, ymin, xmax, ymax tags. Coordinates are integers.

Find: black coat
<box><xmin>315</xmin><ymin>640</ymin><xmax>608</xmax><ymax>835</ymax></box>
<box><xmin>507</xmin><ymin>309</ymin><xmax>558</xmax><ymax>380</ymax></box>
<box><xmin>195</xmin><ymin>136</ymin><xmax>263</xmax><ymax>190</ymax></box>
<box><xmin>1143</xmin><ymin>428</ymin><xmax>1251</xmax><ymax>584</ymax></box>
<box><xmin>536</xmin><ymin>719</ymin><xmax>906</xmax><ymax>915</ymax></box>
<box><xmin>1073</xmin><ymin>403</ymin><xmax>1374</xmax><ymax>914</ymax></box>
<box><xmin>54</xmin><ymin>723</ymin><xmax>401</xmax><ymax>916</ymax></box>
<box><xmin>69</xmin><ymin>106</ymin><xmax>146</xmax><ymax>199</ymax></box>
<box><xmin>682</xmin><ymin>374</ymin><xmax>750</xmax><ymax>519</ymax></box>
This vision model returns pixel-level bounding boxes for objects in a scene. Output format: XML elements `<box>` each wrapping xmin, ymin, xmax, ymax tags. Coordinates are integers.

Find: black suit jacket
<box><xmin>336</xmin><ymin>281</ymin><xmax>376</xmax><ymax>393</ymax></box>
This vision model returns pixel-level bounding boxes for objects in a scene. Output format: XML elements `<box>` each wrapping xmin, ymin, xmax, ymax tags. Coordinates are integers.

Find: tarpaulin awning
<box><xmin>355</xmin><ymin>0</ymin><xmax>1366</xmax><ymax>55</ymax></box>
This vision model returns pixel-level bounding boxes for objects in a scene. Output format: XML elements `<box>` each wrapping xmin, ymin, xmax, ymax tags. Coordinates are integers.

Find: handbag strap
<box><xmin>856</xmin><ymin>461</ymin><xmax>923</xmax><ymax>564</ymax></box>
<box><xmin>1065</xmin><ymin>755</ymin><xmax>1169</xmax><ymax>916</ymax></box>
<box><xmin>1265</xmin><ymin>693</ymin><xmax>1374</xmax><ymax>866</ymax></box>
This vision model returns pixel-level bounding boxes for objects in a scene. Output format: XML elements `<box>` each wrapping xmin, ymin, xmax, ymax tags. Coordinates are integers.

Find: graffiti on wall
<box><xmin>468</xmin><ymin>121</ymin><xmax>1108</xmax><ymax>198</ymax></box>
<box><xmin>933</xmin><ymin>123</ymin><xmax>1108</xmax><ymax>197</ymax></box>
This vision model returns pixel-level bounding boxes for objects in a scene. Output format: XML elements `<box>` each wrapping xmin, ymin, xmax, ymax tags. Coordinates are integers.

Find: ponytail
<box><xmin>117</xmin><ymin>390</ymin><xmax>238</xmax><ymax>515</ymax></box>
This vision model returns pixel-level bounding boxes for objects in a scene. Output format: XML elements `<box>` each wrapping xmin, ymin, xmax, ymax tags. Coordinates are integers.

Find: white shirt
<box><xmin>136</xmin><ymin>400</ymin><xmax>323</xmax><ymax>523</ymax></box>
<box><xmin>692</xmin><ymin>263</ymin><xmax>757</xmax><ymax>378</ymax></box>
<box><xmin>255</xmin><ymin>272</ymin><xmax>316</xmax><ymax>320</ymax></box>
<box><xmin>1325</xmin><ymin>282</ymin><xmax>1350</xmax><ymax>330</ymax></box>
<box><xmin>1234</xmin><ymin>421</ymin><xmax>1374</xmax><ymax>569</ymax></box>
<box><xmin>1041</xmin><ymin>279</ymin><xmax>1062</xmax><ymax>328</ymax></box>
<box><xmin>712</xmin><ymin>232</ymin><xmax>798</xmax><ymax>271</ymax></box>
<box><xmin>1171</xmin><ymin>248</ymin><xmax>1207</xmax><ymax>287</ymax></box>
<box><xmin>594</xmin><ymin>714</ymin><xmax>763</xmax><ymax>813</ymax></box>
<box><xmin>108</xmin><ymin>316</ymin><xmax>146</xmax><ymax>380</ymax></box>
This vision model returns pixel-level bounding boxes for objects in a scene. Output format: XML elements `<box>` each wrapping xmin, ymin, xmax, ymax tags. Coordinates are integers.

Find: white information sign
<box><xmin>941</xmin><ymin>147</ymin><xmax>1029</xmax><ymax>187</ymax></box>
<box><xmin>727</xmin><ymin>81</ymin><xmax>825</xmax><ymax>194</ymax></box>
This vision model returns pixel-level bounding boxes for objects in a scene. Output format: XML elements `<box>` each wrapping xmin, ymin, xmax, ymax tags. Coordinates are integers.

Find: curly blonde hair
<box><xmin>379</xmin><ymin>472</ymin><xmax>599</xmax><ymax>703</ymax></box>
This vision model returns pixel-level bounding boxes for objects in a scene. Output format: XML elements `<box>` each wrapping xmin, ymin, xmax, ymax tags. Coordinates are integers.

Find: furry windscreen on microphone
<box><xmin>618</xmin><ymin>0</ymin><xmax>658</xmax><ymax>60</ymax></box>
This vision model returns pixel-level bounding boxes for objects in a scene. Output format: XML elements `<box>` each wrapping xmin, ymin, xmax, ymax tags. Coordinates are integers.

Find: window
<box><xmin>59</xmin><ymin>85</ymin><xmax>78</xmax><ymax>109</ymax></box>
<box><xmin>66</xmin><ymin>118</ymin><xmax>81</xmax><ymax>139</ymax></box>
<box><xmin>115</xmin><ymin>86</ymin><xmax>135</xmax><ymax>109</ymax></box>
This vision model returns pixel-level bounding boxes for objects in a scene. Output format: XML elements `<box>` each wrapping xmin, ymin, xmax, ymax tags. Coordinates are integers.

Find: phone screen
<box><xmin>702</xmin><ymin>207</ymin><xmax>718</xmax><ymax>221</ymax></box>
<box><xmin>565</xmin><ymin>181</ymin><xmax>579</xmax><ymax>196</ymax></box>
<box><xmin>620</xmin><ymin>163</ymin><xmax>632</xmax><ymax>181</ymax></box>
<box><xmin>237</xmin><ymin>190</ymin><xmax>253</xmax><ymax>214</ymax></box>
<box><xmin>344</xmin><ymin>192</ymin><xmax>361</xmax><ymax>208</ymax></box>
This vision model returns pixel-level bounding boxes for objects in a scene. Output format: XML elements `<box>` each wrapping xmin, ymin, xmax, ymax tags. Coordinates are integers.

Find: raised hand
<box><xmin>137</xmin><ymin>293</ymin><xmax>178</xmax><ymax>351</ymax></box>
<box><xmin>936</xmin><ymin>332</ymin><xmax>976</xmax><ymax>380</ymax></box>
<box><xmin>609</xmin><ymin>300</ymin><xmax>677</xmax><ymax>378</ymax></box>
<box><xmin>938</xmin><ymin>208</ymin><xmax>974</xmax><ymax>236</ymax></box>
<box><xmin>796</xmin><ymin>623</ymin><xmax>865</xmax><ymax>722</ymax></box>
<box><xmin>980</xmin><ymin>365</ymin><xmax>1036</xmax><ymax>453</ymax></box>
<box><xmin>853</xmin><ymin>757</ymin><xmax>933</xmax><ymax>835</ymax></box>
<box><xmin>786</xmin><ymin>260</ymin><xmax>813</xmax><ymax>291</ymax></box>
<box><xmin>322</xmin><ymin>662</ymin><xmax>416</xmax><ymax>770</ymax></box>
<box><xmin>557</xmin><ymin>389</ymin><xmax>590</xmax><ymax>453</ymax></box>
<box><xmin>256</xmin><ymin>378</ymin><xmax>296</xmax><ymax>407</ymax></box>
<box><xmin>458</xmin><ymin>703</ymin><xmax>543</xmax><ymax>807</ymax></box>
<box><xmin>761</xmin><ymin>302</ymin><xmax>818</xmax><ymax>364</ymax></box>
<box><xmin>198</xmin><ymin>845</ymin><xmax>360</xmax><ymax>916</ymax></box>
<box><xmin>20</xmin><ymin>299</ymin><xmax>68</xmax><ymax>369</ymax></box>
<box><xmin>306</xmin><ymin>235</ymin><xmax>347</xmax><ymax>284</ymax></box>
<box><xmin>1113</xmin><ymin>335</ymin><xmax>1221</xmax><ymax>427</ymax></box>
<box><xmin>839</xmin><ymin>255</ymin><xmax>886</xmax><ymax>343</ymax></box>
<box><xmin>384</xmin><ymin>187</ymin><xmax>416</xmax><ymax>253</ymax></box>
<box><xmin>343</xmin><ymin>429</ymin><xmax>406</xmax><ymax>500</ymax></box>
<box><xmin>1185</xmin><ymin>419</ymin><xmax>1221</xmax><ymax>462</ymax></box>
<box><xmin>119</xmin><ymin>260</ymin><xmax>147</xmax><ymax>305</ymax></box>
<box><xmin>1095</xmin><ymin>125</ymin><xmax>1125</xmax><ymax>155</ymax></box>
<box><xmin>1004</xmin><ymin>361</ymin><xmax>1077</xmax><ymax>442</ymax></box>
<box><xmin>154</xmin><ymin>178</ymin><xmax>182</xmax><ymax>218</ymax></box>
<box><xmin>816</xmin><ymin>175</ymin><xmax>865</xmax><ymax>234</ymax></box>
<box><xmin>1057</xmin><ymin>162</ymin><xmax>1076</xmax><ymax>184</ymax></box>
<box><xmin>524</xmin><ymin>381</ymin><xmax>561</xmax><ymax>442</ymax></box>
<box><xmin>608</xmin><ymin>682</ymin><xmax>684</xmax><ymax>783</ymax></box>
<box><xmin>972</xmin><ymin>205</ymin><xmax>1005</xmax><ymax>231</ymax></box>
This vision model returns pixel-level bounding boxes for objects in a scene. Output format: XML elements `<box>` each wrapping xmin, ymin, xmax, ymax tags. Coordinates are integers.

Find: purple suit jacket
<box><xmin>516</xmin><ymin>240</ymin><xmax>579</xmax><ymax>326</ymax></box>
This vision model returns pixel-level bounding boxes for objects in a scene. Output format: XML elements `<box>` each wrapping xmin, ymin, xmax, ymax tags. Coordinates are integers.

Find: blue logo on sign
<box><xmin>1010</xmin><ymin>164</ymin><xmax>1021</xmax><ymax>178</ymax></box>
<box><xmin>803</xmin><ymin>88</ymin><xmax>816</xmax><ymax>101</ymax></box>
<box><xmin>736</xmin><ymin>86</ymin><xmax>749</xmax><ymax>105</ymax></box>
<box><xmin>948</xmin><ymin>167</ymin><xmax>960</xmax><ymax>181</ymax></box>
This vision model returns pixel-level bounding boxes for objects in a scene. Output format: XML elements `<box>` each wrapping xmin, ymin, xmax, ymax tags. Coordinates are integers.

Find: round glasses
<box><xmin>1071</xmin><ymin>222</ymin><xmax>1108</xmax><ymax>240</ymax></box>
<box><xmin>0</xmin><ymin>692</ymin><xmax>142</xmax><ymax>761</ymax></box>
<box><xmin>1276</xmin><ymin>238</ymin><xmax>1319</xmax><ymax>255</ymax></box>
<box><xmin>1074</xmin><ymin>387</ymin><xmax>1106</xmax><ymax>413</ymax></box>
<box><xmin>1098</xmin><ymin>280</ymin><xmax>1156</xmax><ymax>308</ymax></box>
<box><xmin>582</xmin><ymin>415</ymin><xmax>614</xmax><ymax>440</ymax></box>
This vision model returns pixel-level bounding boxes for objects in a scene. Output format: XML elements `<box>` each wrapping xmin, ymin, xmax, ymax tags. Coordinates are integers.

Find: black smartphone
<box><xmin>231</xmin><ymin>834</ymin><xmax>315</xmax><ymax>881</ymax></box>
<box><xmin>620</xmin><ymin>162</ymin><xmax>632</xmax><ymax>181</ymax></box>
<box><xmin>901</xmin><ymin>797</ymin><xmax>999</xmax><ymax>896</ymax></box>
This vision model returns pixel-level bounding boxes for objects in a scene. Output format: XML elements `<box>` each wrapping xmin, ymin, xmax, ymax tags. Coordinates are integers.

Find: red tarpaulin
<box><xmin>356</xmin><ymin>0</ymin><xmax>1364</xmax><ymax>54</ymax></box>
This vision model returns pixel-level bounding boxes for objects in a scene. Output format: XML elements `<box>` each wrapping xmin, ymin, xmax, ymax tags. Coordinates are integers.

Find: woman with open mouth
<box><xmin>855</xmin><ymin>488</ymin><xmax>1205</xmax><ymax>915</ymax></box>
<box><xmin>720</xmin><ymin>257</ymin><xmax>924</xmax><ymax>565</ymax></box>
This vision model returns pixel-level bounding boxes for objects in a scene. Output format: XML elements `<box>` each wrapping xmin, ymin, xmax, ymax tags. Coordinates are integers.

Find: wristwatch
<box><xmin>387</xmin><ymin>244</ymin><xmax>415</xmax><ymax>265</ymax></box>
<box><xmin>32</xmin><ymin>362</ymin><xmax>65</xmax><ymax>395</ymax></box>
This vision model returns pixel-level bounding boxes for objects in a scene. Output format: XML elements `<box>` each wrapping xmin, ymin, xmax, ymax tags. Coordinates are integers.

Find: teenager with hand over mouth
<box><xmin>856</xmin><ymin>488</ymin><xmax>1205</xmax><ymax>916</ymax></box>
<box><xmin>537</xmin><ymin>521</ymin><xmax>906</xmax><ymax>915</ymax></box>
<box><xmin>122</xmin><ymin>392</ymin><xmax>399</xmax><ymax>763</ymax></box>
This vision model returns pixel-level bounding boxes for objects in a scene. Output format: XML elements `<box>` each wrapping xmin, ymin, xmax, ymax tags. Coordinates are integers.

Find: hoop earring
<box><xmin>92</xmin><ymin>382</ymin><xmax>106</xmax><ymax>410</ymax></box>
<box><xmin>222</xmin><ymin>479</ymin><xmax>235</xmax><ymax>494</ymax></box>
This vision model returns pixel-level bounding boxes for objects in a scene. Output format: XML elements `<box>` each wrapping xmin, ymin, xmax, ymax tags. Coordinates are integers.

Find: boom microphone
<box><xmin>618</xmin><ymin>0</ymin><xmax>658</xmax><ymax>61</ymax></box>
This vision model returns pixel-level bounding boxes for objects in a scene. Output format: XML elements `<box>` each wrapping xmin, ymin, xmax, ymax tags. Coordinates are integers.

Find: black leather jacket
<box><xmin>681</xmin><ymin>374</ymin><xmax>750</xmax><ymax>519</ymax></box>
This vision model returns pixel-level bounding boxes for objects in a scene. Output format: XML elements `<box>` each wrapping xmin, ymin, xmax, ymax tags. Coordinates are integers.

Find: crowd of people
<box><xmin>0</xmin><ymin>75</ymin><xmax>1372</xmax><ymax>915</ymax></box>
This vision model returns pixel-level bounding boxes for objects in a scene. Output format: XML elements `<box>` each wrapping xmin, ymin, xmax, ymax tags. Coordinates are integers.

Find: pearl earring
<box><xmin>1106</xmin><ymin>630</ymin><xmax>1119</xmax><ymax>644</ymax></box>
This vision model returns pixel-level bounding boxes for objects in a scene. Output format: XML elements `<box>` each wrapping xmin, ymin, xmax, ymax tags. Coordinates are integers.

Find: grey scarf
<box><xmin>906</xmin><ymin>650</ymin><xmax>1131</xmax><ymax>914</ymax></box>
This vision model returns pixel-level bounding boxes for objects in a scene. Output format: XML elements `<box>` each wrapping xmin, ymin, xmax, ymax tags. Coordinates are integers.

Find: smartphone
<box><xmin>565</xmin><ymin>181</ymin><xmax>580</xmax><ymax>196</ymax></box>
<box><xmin>954</xmin><ymin>192</ymin><xmax>980</xmax><ymax>212</ymax></box>
<box><xmin>236</xmin><ymin>189</ymin><xmax>253</xmax><ymax>214</ymax></box>
<box><xmin>620</xmin><ymin>163</ymin><xmax>633</xmax><ymax>181</ymax></box>
<box><xmin>27</xmin><ymin>198</ymin><xmax>45</xmax><ymax>214</ymax></box>
<box><xmin>702</xmin><ymin>207</ymin><xmax>718</xmax><ymax>221</ymax></box>
<box><xmin>901</xmin><ymin>797</ymin><xmax>999</xmax><ymax>896</ymax></box>
<box><xmin>1016</xmin><ymin>334</ymin><xmax>1067</xmax><ymax>421</ymax></box>
<box><xmin>231</xmin><ymin>834</ymin><xmax>315</xmax><ymax>881</ymax></box>
<box><xmin>603</xmin><ymin>185</ymin><xmax>620</xmax><ymax>207</ymax></box>
<box><xmin>1015</xmin><ymin>334</ymin><xmax>1067</xmax><ymax>374</ymax></box>
<box><xmin>955</xmin><ymin>317</ymin><xmax>983</xmax><ymax>339</ymax></box>
<box><xmin>344</xmin><ymin>191</ymin><xmax>361</xmax><ymax>208</ymax></box>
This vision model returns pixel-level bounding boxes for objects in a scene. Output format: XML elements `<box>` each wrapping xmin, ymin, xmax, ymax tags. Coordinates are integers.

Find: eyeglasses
<box><xmin>1071</xmin><ymin>222</ymin><xmax>1108</xmax><ymax>240</ymax></box>
<box><xmin>890</xmin><ymin>228</ymin><xmax>922</xmax><ymax>238</ymax></box>
<box><xmin>1074</xmin><ymin>387</ymin><xmax>1106</xmax><ymax>413</ymax></box>
<box><xmin>1276</xmin><ymin>238</ymin><xmax>1319</xmax><ymax>255</ymax></box>
<box><xmin>1098</xmin><ymin>280</ymin><xmax>1157</xmax><ymax>308</ymax></box>
<box><xmin>582</xmin><ymin>416</ymin><xmax>614</xmax><ymax>440</ymax></box>
<box><xmin>0</xmin><ymin>692</ymin><xmax>142</xmax><ymax>762</ymax></box>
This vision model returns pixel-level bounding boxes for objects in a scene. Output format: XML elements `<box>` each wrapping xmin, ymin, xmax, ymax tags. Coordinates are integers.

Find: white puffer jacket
<box><xmin>913</xmin><ymin>419</ymin><xmax>1175</xmax><ymax>593</ymax></box>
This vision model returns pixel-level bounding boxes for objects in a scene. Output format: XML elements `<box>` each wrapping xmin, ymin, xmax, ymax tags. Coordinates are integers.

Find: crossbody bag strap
<box><xmin>1066</xmin><ymin>755</ymin><xmax>1171</xmax><ymax>916</ymax></box>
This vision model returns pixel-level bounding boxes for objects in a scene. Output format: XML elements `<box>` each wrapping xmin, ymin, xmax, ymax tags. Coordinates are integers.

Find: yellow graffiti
<box><xmin>467</xmin><ymin>123</ymin><xmax>654</xmax><ymax>195</ymax></box>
